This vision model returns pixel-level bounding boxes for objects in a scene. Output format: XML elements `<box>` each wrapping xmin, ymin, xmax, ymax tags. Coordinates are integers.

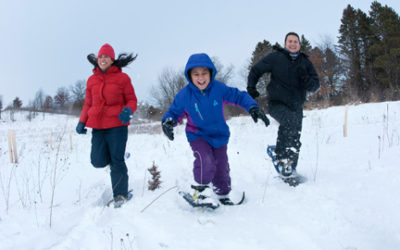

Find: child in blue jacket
<box><xmin>161</xmin><ymin>53</ymin><xmax>269</xmax><ymax>205</ymax></box>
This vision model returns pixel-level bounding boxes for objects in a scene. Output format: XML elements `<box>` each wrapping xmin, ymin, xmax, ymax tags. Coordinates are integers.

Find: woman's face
<box><xmin>97</xmin><ymin>55</ymin><xmax>113</xmax><ymax>71</ymax></box>
<box><xmin>190</xmin><ymin>67</ymin><xmax>211</xmax><ymax>90</ymax></box>
<box><xmin>285</xmin><ymin>35</ymin><xmax>300</xmax><ymax>54</ymax></box>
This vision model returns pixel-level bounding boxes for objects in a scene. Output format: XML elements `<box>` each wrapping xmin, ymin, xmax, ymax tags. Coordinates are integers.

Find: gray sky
<box><xmin>1</xmin><ymin>0</ymin><xmax>399</xmax><ymax>107</ymax></box>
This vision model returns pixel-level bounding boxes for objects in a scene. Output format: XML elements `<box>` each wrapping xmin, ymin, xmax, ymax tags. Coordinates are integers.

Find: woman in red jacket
<box><xmin>76</xmin><ymin>43</ymin><xmax>138</xmax><ymax>208</ymax></box>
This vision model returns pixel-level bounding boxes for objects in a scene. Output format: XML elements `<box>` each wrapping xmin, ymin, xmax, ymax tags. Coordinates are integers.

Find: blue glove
<box><xmin>119</xmin><ymin>107</ymin><xmax>132</xmax><ymax>124</ymax></box>
<box><xmin>76</xmin><ymin>122</ymin><xmax>87</xmax><ymax>134</ymax></box>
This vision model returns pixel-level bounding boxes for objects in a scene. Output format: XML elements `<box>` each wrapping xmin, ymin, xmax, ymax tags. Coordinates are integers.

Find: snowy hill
<box><xmin>0</xmin><ymin>102</ymin><xmax>399</xmax><ymax>250</ymax></box>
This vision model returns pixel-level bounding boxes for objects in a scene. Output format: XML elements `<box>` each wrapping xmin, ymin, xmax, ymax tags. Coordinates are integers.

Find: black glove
<box><xmin>247</xmin><ymin>87</ymin><xmax>260</xmax><ymax>99</ymax></box>
<box><xmin>296</xmin><ymin>65</ymin><xmax>310</xmax><ymax>87</ymax></box>
<box><xmin>76</xmin><ymin>122</ymin><xmax>87</xmax><ymax>134</ymax></box>
<box><xmin>249</xmin><ymin>107</ymin><xmax>270</xmax><ymax>127</ymax></box>
<box><xmin>162</xmin><ymin>118</ymin><xmax>177</xmax><ymax>141</ymax></box>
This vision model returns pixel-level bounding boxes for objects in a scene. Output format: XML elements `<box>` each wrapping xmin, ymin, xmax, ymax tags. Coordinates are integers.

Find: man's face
<box><xmin>190</xmin><ymin>67</ymin><xmax>211</xmax><ymax>90</ymax></box>
<box><xmin>285</xmin><ymin>35</ymin><xmax>300</xmax><ymax>53</ymax></box>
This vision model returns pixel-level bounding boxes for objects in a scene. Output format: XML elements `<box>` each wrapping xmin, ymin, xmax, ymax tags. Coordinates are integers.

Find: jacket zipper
<box><xmin>194</xmin><ymin>103</ymin><xmax>204</xmax><ymax>120</ymax></box>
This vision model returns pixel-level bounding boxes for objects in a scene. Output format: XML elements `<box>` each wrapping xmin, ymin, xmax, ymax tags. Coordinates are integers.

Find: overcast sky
<box><xmin>1</xmin><ymin>0</ymin><xmax>399</xmax><ymax>107</ymax></box>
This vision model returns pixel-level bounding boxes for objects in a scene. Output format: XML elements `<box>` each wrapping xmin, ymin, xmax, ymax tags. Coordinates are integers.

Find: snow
<box><xmin>0</xmin><ymin>101</ymin><xmax>399</xmax><ymax>250</ymax></box>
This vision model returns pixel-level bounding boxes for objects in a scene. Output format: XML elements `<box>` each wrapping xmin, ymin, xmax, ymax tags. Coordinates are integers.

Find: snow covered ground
<box><xmin>0</xmin><ymin>101</ymin><xmax>399</xmax><ymax>250</ymax></box>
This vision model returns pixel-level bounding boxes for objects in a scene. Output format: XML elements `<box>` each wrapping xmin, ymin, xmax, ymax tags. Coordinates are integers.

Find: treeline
<box><xmin>3</xmin><ymin>1</ymin><xmax>399</xmax><ymax>121</ymax></box>
<box><xmin>249</xmin><ymin>1</ymin><xmax>400</xmax><ymax>109</ymax></box>
<box><xmin>3</xmin><ymin>80</ymin><xmax>86</xmax><ymax>116</ymax></box>
<box><xmin>338</xmin><ymin>1</ymin><xmax>400</xmax><ymax>103</ymax></box>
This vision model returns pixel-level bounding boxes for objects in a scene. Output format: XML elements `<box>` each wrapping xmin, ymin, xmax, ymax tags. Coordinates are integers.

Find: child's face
<box><xmin>190</xmin><ymin>67</ymin><xmax>211</xmax><ymax>90</ymax></box>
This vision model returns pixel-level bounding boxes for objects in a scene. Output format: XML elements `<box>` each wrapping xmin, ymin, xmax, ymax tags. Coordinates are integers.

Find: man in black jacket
<box><xmin>247</xmin><ymin>32</ymin><xmax>320</xmax><ymax>178</ymax></box>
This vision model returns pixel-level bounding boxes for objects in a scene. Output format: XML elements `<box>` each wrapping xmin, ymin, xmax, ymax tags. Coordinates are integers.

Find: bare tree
<box><xmin>54</xmin><ymin>87</ymin><xmax>70</xmax><ymax>108</ymax></box>
<box><xmin>43</xmin><ymin>95</ymin><xmax>53</xmax><ymax>111</ymax></box>
<box><xmin>317</xmin><ymin>36</ymin><xmax>345</xmax><ymax>91</ymax></box>
<box><xmin>151</xmin><ymin>57</ymin><xmax>235</xmax><ymax>112</ymax></box>
<box><xmin>33</xmin><ymin>89</ymin><xmax>45</xmax><ymax>111</ymax></box>
<box><xmin>210</xmin><ymin>56</ymin><xmax>234</xmax><ymax>83</ymax></box>
<box><xmin>70</xmin><ymin>80</ymin><xmax>86</xmax><ymax>113</ymax></box>
<box><xmin>151</xmin><ymin>67</ymin><xmax>186</xmax><ymax>110</ymax></box>
<box><xmin>70</xmin><ymin>80</ymin><xmax>86</xmax><ymax>103</ymax></box>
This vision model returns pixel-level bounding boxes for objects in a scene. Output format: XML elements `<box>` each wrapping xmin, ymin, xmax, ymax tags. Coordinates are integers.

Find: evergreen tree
<box><xmin>300</xmin><ymin>35</ymin><xmax>312</xmax><ymax>55</ymax></box>
<box><xmin>356</xmin><ymin>9</ymin><xmax>375</xmax><ymax>101</ymax></box>
<box><xmin>248</xmin><ymin>40</ymin><xmax>274</xmax><ymax>98</ymax></box>
<box><xmin>368</xmin><ymin>1</ymin><xmax>400</xmax><ymax>100</ymax></box>
<box><xmin>338</xmin><ymin>5</ymin><xmax>359</xmax><ymax>95</ymax></box>
<box><xmin>13</xmin><ymin>97</ymin><xmax>22</xmax><ymax>109</ymax></box>
<box><xmin>323</xmin><ymin>47</ymin><xmax>344</xmax><ymax>96</ymax></box>
<box><xmin>338</xmin><ymin>5</ymin><xmax>373</xmax><ymax>102</ymax></box>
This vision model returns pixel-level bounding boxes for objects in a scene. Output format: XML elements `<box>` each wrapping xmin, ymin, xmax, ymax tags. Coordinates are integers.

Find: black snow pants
<box><xmin>90</xmin><ymin>126</ymin><xmax>129</xmax><ymax>198</ymax></box>
<box><xmin>268</xmin><ymin>101</ymin><xmax>303</xmax><ymax>169</ymax></box>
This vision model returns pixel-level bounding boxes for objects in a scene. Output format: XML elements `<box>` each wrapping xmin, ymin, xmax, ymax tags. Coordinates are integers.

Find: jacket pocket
<box><xmin>88</xmin><ymin>106</ymin><xmax>101</xmax><ymax>117</ymax></box>
<box><xmin>104</xmin><ymin>105</ymin><xmax>122</xmax><ymax>117</ymax></box>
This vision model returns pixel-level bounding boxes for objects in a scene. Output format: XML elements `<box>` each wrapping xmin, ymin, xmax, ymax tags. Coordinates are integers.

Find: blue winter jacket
<box><xmin>162</xmin><ymin>53</ymin><xmax>258</xmax><ymax>148</ymax></box>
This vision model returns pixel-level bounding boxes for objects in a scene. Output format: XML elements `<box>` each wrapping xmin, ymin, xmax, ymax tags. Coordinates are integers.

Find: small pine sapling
<box><xmin>148</xmin><ymin>161</ymin><xmax>161</xmax><ymax>191</ymax></box>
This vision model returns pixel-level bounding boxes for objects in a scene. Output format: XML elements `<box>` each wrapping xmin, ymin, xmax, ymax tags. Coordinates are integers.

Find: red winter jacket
<box><xmin>79</xmin><ymin>65</ymin><xmax>137</xmax><ymax>129</ymax></box>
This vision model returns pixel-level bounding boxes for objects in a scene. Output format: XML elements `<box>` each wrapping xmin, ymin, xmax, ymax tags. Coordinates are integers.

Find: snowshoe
<box><xmin>179</xmin><ymin>185</ymin><xmax>220</xmax><ymax>210</ymax></box>
<box><xmin>267</xmin><ymin>145</ymin><xmax>281</xmax><ymax>174</ymax></box>
<box><xmin>218</xmin><ymin>192</ymin><xmax>246</xmax><ymax>206</ymax></box>
<box><xmin>276</xmin><ymin>160</ymin><xmax>301</xmax><ymax>186</ymax></box>
<box><xmin>106</xmin><ymin>189</ymin><xmax>133</xmax><ymax>208</ymax></box>
<box><xmin>281</xmin><ymin>176</ymin><xmax>300</xmax><ymax>187</ymax></box>
<box><xmin>266</xmin><ymin>145</ymin><xmax>307</xmax><ymax>186</ymax></box>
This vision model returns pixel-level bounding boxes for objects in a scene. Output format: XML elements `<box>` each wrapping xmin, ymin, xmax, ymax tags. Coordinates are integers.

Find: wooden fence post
<box><xmin>69</xmin><ymin>131</ymin><xmax>73</xmax><ymax>150</ymax></box>
<box><xmin>343</xmin><ymin>105</ymin><xmax>348</xmax><ymax>137</ymax></box>
<box><xmin>8</xmin><ymin>129</ymin><xmax>18</xmax><ymax>163</ymax></box>
<box><xmin>8</xmin><ymin>130</ymin><xmax>12</xmax><ymax>163</ymax></box>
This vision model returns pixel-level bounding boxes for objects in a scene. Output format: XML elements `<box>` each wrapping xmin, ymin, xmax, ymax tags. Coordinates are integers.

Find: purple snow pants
<box><xmin>189</xmin><ymin>139</ymin><xmax>231</xmax><ymax>195</ymax></box>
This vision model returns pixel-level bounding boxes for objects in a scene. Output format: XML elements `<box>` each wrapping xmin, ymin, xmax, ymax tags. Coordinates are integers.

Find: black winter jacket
<box><xmin>247</xmin><ymin>46</ymin><xmax>320</xmax><ymax>110</ymax></box>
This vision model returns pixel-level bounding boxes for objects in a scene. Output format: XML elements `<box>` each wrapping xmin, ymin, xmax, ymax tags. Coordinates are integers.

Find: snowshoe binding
<box><xmin>179</xmin><ymin>185</ymin><xmax>220</xmax><ymax>210</ymax></box>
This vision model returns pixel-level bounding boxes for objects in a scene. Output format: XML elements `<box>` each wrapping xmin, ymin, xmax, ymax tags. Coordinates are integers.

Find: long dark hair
<box><xmin>87</xmin><ymin>53</ymin><xmax>138</xmax><ymax>69</ymax></box>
